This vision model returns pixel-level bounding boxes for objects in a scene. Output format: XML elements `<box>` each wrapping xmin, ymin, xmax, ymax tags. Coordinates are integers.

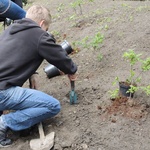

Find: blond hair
<box><xmin>26</xmin><ymin>5</ymin><xmax>51</xmax><ymax>26</ymax></box>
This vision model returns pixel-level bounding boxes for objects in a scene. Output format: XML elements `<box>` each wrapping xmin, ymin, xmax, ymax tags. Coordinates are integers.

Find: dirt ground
<box><xmin>1</xmin><ymin>0</ymin><xmax>150</xmax><ymax>150</ymax></box>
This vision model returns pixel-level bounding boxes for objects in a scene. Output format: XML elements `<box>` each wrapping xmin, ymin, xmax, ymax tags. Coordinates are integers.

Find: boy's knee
<box><xmin>54</xmin><ymin>102</ymin><xmax>61</xmax><ymax>114</ymax></box>
<box><xmin>49</xmin><ymin>100</ymin><xmax>61</xmax><ymax>115</ymax></box>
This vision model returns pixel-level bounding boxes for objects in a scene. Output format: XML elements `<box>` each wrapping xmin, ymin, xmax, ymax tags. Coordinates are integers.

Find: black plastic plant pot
<box><xmin>61</xmin><ymin>40</ymin><xmax>73</xmax><ymax>54</ymax></box>
<box><xmin>119</xmin><ymin>82</ymin><xmax>134</xmax><ymax>98</ymax></box>
<box><xmin>44</xmin><ymin>40</ymin><xmax>73</xmax><ymax>78</ymax></box>
<box><xmin>44</xmin><ymin>64</ymin><xmax>60</xmax><ymax>79</ymax></box>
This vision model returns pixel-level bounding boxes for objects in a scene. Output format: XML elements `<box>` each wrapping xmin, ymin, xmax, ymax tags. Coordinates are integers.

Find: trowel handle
<box><xmin>70</xmin><ymin>81</ymin><xmax>75</xmax><ymax>91</ymax></box>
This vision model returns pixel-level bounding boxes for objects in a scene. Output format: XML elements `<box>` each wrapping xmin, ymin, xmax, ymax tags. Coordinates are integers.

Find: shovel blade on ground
<box><xmin>30</xmin><ymin>132</ymin><xmax>55</xmax><ymax>150</ymax></box>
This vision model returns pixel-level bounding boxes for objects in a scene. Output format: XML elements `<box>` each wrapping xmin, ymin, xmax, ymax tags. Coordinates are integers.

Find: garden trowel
<box><xmin>30</xmin><ymin>122</ymin><xmax>55</xmax><ymax>150</ymax></box>
<box><xmin>69</xmin><ymin>81</ymin><xmax>78</xmax><ymax>104</ymax></box>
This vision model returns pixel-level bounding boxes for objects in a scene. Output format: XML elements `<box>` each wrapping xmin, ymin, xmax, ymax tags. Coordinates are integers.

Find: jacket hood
<box><xmin>10</xmin><ymin>18</ymin><xmax>40</xmax><ymax>34</ymax></box>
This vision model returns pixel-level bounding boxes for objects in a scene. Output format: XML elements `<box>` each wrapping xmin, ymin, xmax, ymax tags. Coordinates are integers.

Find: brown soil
<box><xmin>1</xmin><ymin>0</ymin><xmax>150</xmax><ymax>150</ymax></box>
<box><xmin>102</xmin><ymin>97</ymin><xmax>148</xmax><ymax>120</ymax></box>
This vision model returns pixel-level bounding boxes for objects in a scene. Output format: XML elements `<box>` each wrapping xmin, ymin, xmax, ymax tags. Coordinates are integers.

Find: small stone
<box><xmin>61</xmin><ymin>141</ymin><xmax>71</xmax><ymax>148</ymax></box>
<box><xmin>81</xmin><ymin>143</ymin><xmax>88</xmax><ymax>149</ymax></box>
<box><xmin>54</xmin><ymin>144</ymin><xmax>62</xmax><ymax>150</ymax></box>
<box><xmin>111</xmin><ymin>118</ymin><xmax>117</xmax><ymax>123</ymax></box>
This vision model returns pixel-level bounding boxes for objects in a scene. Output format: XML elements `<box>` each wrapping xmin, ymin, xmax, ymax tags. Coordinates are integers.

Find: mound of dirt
<box><xmin>101</xmin><ymin>97</ymin><xmax>148</xmax><ymax>120</ymax></box>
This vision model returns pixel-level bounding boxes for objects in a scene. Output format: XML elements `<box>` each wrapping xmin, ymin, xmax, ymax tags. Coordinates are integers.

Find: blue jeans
<box><xmin>0</xmin><ymin>0</ymin><xmax>26</xmax><ymax>20</ymax></box>
<box><xmin>0</xmin><ymin>86</ymin><xmax>61</xmax><ymax>131</ymax></box>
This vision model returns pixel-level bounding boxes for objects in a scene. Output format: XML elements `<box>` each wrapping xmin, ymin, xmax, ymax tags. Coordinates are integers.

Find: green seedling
<box><xmin>142</xmin><ymin>57</ymin><xmax>150</xmax><ymax>71</ymax></box>
<box><xmin>123</xmin><ymin>49</ymin><xmax>142</xmax><ymax>85</ymax></box>
<box><xmin>104</xmin><ymin>17</ymin><xmax>112</xmax><ymax>23</ymax></box>
<box><xmin>109</xmin><ymin>89</ymin><xmax>119</xmax><ymax>100</ymax></box>
<box><xmin>97</xmin><ymin>53</ymin><xmax>103</xmax><ymax>61</ymax></box>
<box><xmin>136</xmin><ymin>5</ymin><xmax>149</xmax><ymax>12</ymax></box>
<box><xmin>110</xmin><ymin>49</ymin><xmax>150</xmax><ymax>99</ymax></box>
<box><xmin>104</xmin><ymin>24</ymin><xmax>109</xmax><ymax>30</ymax></box>
<box><xmin>72</xmin><ymin>36</ymin><xmax>89</xmax><ymax>50</ymax></box>
<box><xmin>57</xmin><ymin>3</ymin><xmax>65</xmax><ymax>12</ymax></box>
<box><xmin>51</xmin><ymin>30</ymin><xmax>60</xmax><ymax>35</ymax></box>
<box><xmin>121</xmin><ymin>3</ymin><xmax>130</xmax><ymax>8</ymax></box>
<box><xmin>71</xmin><ymin>32</ymin><xmax>104</xmax><ymax>51</ymax></box>
<box><xmin>108</xmin><ymin>77</ymin><xmax>119</xmax><ymax>99</ymax></box>
<box><xmin>140</xmin><ymin>85</ymin><xmax>150</xmax><ymax>96</ymax></box>
<box><xmin>71</xmin><ymin>41</ymin><xmax>80</xmax><ymax>53</ymax></box>
<box><xmin>68</xmin><ymin>14</ymin><xmax>77</xmax><ymax>21</ymax></box>
<box><xmin>90</xmin><ymin>32</ymin><xmax>104</xmax><ymax>50</ymax></box>
<box><xmin>79</xmin><ymin>36</ymin><xmax>89</xmax><ymax>48</ymax></box>
<box><xmin>129</xmin><ymin>15</ymin><xmax>133</xmax><ymax>22</ymax></box>
<box><xmin>70</xmin><ymin>0</ymin><xmax>84</xmax><ymax>15</ymax></box>
<box><xmin>88</xmin><ymin>0</ymin><xmax>94</xmax><ymax>2</ymax></box>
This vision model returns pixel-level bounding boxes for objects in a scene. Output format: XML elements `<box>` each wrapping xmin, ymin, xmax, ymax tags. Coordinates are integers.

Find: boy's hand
<box><xmin>29</xmin><ymin>74</ymin><xmax>39</xmax><ymax>89</ymax></box>
<box><xmin>68</xmin><ymin>73</ymin><xmax>77</xmax><ymax>81</ymax></box>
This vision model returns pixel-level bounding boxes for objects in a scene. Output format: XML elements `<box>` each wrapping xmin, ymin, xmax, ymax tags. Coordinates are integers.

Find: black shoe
<box><xmin>0</xmin><ymin>111</ymin><xmax>3</xmax><ymax>116</ymax></box>
<box><xmin>0</xmin><ymin>130</ymin><xmax>12</xmax><ymax>147</ymax></box>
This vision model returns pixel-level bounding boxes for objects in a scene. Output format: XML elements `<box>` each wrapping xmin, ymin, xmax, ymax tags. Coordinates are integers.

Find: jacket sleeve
<box><xmin>38</xmin><ymin>32</ymin><xmax>77</xmax><ymax>74</ymax></box>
